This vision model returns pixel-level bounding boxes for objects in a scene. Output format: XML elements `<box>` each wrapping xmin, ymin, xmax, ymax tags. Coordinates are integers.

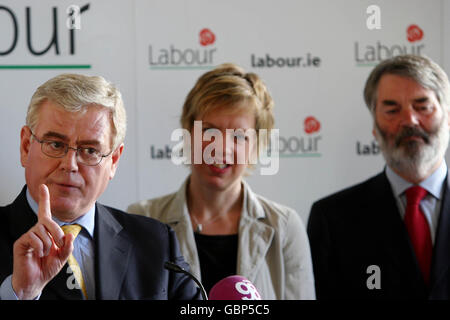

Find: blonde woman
<box><xmin>128</xmin><ymin>63</ymin><xmax>315</xmax><ymax>299</ymax></box>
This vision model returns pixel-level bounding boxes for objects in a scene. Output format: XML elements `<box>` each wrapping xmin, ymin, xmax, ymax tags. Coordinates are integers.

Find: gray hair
<box><xmin>27</xmin><ymin>73</ymin><xmax>126</xmax><ymax>150</ymax></box>
<box><xmin>363</xmin><ymin>54</ymin><xmax>450</xmax><ymax>114</ymax></box>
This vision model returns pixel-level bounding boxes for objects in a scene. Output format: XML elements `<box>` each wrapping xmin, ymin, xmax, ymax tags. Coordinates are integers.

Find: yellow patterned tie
<box><xmin>61</xmin><ymin>224</ymin><xmax>88</xmax><ymax>299</ymax></box>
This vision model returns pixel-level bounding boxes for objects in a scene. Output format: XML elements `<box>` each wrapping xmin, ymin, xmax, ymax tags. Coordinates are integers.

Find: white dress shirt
<box><xmin>385</xmin><ymin>161</ymin><xmax>447</xmax><ymax>244</ymax></box>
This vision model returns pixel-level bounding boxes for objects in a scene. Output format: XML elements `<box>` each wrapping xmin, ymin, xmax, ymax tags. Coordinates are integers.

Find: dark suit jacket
<box><xmin>307</xmin><ymin>171</ymin><xmax>450</xmax><ymax>299</ymax></box>
<box><xmin>0</xmin><ymin>186</ymin><xmax>201</xmax><ymax>300</ymax></box>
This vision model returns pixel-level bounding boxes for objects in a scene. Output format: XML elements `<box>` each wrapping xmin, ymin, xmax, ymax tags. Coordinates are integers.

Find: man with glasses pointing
<box><xmin>0</xmin><ymin>74</ymin><xmax>200</xmax><ymax>300</ymax></box>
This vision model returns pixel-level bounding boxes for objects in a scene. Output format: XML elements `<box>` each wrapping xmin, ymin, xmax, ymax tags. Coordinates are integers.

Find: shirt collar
<box><xmin>386</xmin><ymin>161</ymin><xmax>447</xmax><ymax>199</ymax></box>
<box><xmin>26</xmin><ymin>188</ymin><xmax>95</xmax><ymax>238</ymax></box>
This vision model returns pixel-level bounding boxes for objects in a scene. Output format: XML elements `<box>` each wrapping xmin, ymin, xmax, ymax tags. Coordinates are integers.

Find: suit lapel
<box><xmin>8</xmin><ymin>187</ymin><xmax>39</xmax><ymax>241</ymax></box>
<box><xmin>237</xmin><ymin>216</ymin><xmax>274</xmax><ymax>283</ymax></box>
<box><xmin>430</xmin><ymin>173</ymin><xmax>450</xmax><ymax>298</ymax></box>
<box><xmin>95</xmin><ymin>204</ymin><xmax>132</xmax><ymax>300</ymax></box>
<box><xmin>158</xmin><ymin>179</ymin><xmax>202</xmax><ymax>280</ymax></box>
<box><xmin>236</xmin><ymin>182</ymin><xmax>274</xmax><ymax>283</ymax></box>
<box><xmin>170</xmin><ymin>218</ymin><xmax>201</xmax><ymax>279</ymax></box>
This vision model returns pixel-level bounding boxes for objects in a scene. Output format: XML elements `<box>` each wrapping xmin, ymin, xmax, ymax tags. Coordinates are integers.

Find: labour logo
<box><xmin>199</xmin><ymin>28</ymin><xmax>215</xmax><ymax>46</ymax></box>
<box><xmin>407</xmin><ymin>25</ymin><xmax>423</xmax><ymax>43</ymax></box>
<box><xmin>304</xmin><ymin>116</ymin><xmax>321</xmax><ymax>134</ymax></box>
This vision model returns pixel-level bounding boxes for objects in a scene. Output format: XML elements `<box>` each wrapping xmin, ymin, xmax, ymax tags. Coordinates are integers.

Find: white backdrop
<box><xmin>0</xmin><ymin>0</ymin><xmax>449</xmax><ymax>223</ymax></box>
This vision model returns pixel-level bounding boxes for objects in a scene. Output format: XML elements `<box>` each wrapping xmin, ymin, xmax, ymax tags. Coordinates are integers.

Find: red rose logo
<box><xmin>199</xmin><ymin>28</ymin><xmax>215</xmax><ymax>46</ymax></box>
<box><xmin>304</xmin><ymin>116</ymin><xmax>321</xmax><ymax>134</ymax></box>
<box><xmin>407</xmin><ymin>25</ymin><xmax>424</xmax><ymax>43</ymax></box>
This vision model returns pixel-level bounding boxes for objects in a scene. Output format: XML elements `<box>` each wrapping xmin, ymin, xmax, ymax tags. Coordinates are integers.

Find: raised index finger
<box><xmin>38</xmin><ymin>184</ymin><xmax>65</xmax><ymax>247</ymax></box>
<box><xmin>38</xmin><ymin>184</ymin><xmax>52</xmax><ymax>222</ymax></box>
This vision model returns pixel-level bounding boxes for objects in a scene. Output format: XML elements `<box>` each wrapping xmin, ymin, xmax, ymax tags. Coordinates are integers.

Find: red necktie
<box><xmin>404</xmin><ymin>186</ymin><xmax>432</xmax><ymax>285</ymax></box>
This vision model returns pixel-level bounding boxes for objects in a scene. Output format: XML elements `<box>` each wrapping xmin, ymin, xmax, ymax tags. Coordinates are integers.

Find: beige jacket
<box><xmin>127</xmin><ymin>178</ymin><xmax>315</xmax><ymax>300</ymax></box>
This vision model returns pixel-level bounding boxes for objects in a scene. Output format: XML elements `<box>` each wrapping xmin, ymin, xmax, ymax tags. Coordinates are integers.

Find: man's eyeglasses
<box><xmin>30</xmin><ymin>131</ymin><xmax>112</xmax><ymax>166</ymax></box>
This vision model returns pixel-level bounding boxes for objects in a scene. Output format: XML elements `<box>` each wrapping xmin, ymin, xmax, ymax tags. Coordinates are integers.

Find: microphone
<box><xmin>209</xmin><ymin>275</ymin><xmax>262</xmax><ymax>300</ymax></box>
<box><xmin>164</xmin><ymin>261</ymin><xmax>208</xmax><ymax>300</ymax></box>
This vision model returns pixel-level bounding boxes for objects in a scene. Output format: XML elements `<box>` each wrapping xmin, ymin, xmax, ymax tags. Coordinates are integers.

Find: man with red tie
<box><xmin>308</xmin><ymin>54</ymin><xmax>450</xmax><ymax>299</ymax></box>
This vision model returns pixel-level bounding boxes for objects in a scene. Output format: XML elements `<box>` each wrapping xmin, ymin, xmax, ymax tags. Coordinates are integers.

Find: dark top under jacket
<box><xmin>195</xmin><ymin>233</ymin><xmax>238</xmax><ymax>294</ymax></box>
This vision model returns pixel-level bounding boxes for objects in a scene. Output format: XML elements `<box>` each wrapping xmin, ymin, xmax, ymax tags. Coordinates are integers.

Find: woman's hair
<box><xmin>180</xmin><ymin>63</ymin><xmax>274</xmax><ymax>150</ymax></box>
<box><xmin>27</xmin><ymin>73</ymin><xmax>126</xmax><ymax>150</ymax></box>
